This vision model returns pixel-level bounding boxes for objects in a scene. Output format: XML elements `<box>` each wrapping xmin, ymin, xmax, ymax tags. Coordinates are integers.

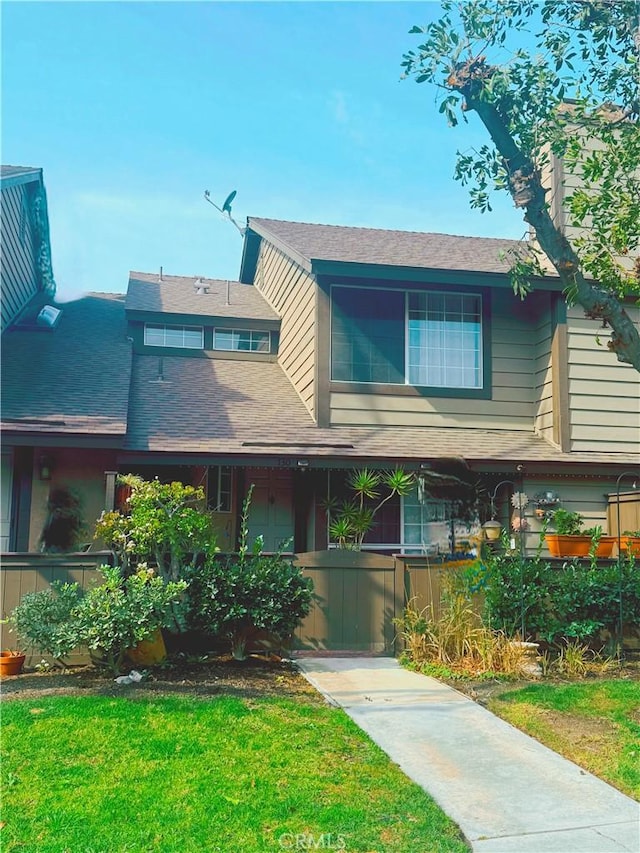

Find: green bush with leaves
<box><xmin>10</xmin><ymin>582</ymin><xmax>81</xmax><ymax>664</ymax></box>
<box><xmin>11</xmin><ymin>565</ymin><xmax>187</xmax><ymax>674</ymax></box>
<box><xmin>77</xmin><ymin>565</ymin><xmax>187</xmax><ymax>674</ymax></box>
<box><xmin>482</xmin><ymin>542</ymin><xmax>640</xmax><ymax>648</ymax></box>
<box><xmin>187</xmin><ymin>487</ymin><xmax>313</xmax><ymax>659</ymax></box>
<box><xmin>95</xmin><ymin>475</ymin><xmax>218</xmax><ymax>581</ymax></box>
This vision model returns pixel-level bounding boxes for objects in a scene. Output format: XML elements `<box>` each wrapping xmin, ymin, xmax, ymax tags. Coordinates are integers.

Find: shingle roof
<box><xmin>124</xmin><ymin>352</ymin><xmax>636</xmax><ymax>465</ymax></box>
<box><xmin>1</xmin><ymin>293</ymin><xmax>131</xmax><ymax>436</ymax></box>
<box><xmin>126</xmin><ymin>272</ymin><xmax>279</xmax><ymax>321</ymax></box>
<box><xmin>248</xmin><ymin>217</ymin><xmax>527</xmax><ymax>275</ymax></box>
<box><xmin>1</xmin><ymin>165</ymin><xmax>41</xmax><ymax>181</ymax></box>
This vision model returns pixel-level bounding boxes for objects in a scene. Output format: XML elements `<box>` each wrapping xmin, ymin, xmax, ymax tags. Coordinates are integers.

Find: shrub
<box><xmin>95</xmin><ymin>476</ymin><xmax>217</xmax><ymax>581</ymax></box>
<box><xmin>11</xmin><ymin>565</ymin><xmax>187</xmax><ymax>675</ymax></box>
<box><xmin>77</xmin><ymin>565</ymin><xmax>187</xmax><ymax>674</ymax></box>
<box><xmin>10</xmin><ymin>582</ymin><xmax>81</xmax><ymax>665</ymax></box>
<box><xmin>187</xmin><ymin>487</ymin><xmax>313</xmax><ymax>659</ymax></box>
<box><xmin>483</xmin><ymin>540</ymin><xmax>640</xmax><ymax>648</ymax></box>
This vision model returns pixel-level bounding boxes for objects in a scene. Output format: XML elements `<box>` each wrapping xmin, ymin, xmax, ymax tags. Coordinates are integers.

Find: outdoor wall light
<box><xmin>296</xmin><ymin>459</ymin><xmax>309</xmax><ymax>469</ymax></box>
<box><xmin>39</xmin><ymin>455</ymin><xmax>53</xmax><ymax>481</ymax></box>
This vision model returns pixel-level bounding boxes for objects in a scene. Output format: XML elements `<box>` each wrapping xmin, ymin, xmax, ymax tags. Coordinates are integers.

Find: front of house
<box><xmin>2</xmin><ymin>213</ymin><xmax>639</xmax><ymax>561</ymax></box>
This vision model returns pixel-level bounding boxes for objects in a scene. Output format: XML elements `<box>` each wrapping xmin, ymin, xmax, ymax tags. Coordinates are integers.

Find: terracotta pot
<box><xmin>545</xmin><ymin>534</ymin><xmax>591</xmax><ymax>558</ymax></box>
<box><xmin>0</xmin><ymin>651</ymin><xmax>26</xmax><ymax>677</ymax></box>
<box><xmin>126</xmin><ymin>627</ymin><xmax>167</xmax><ymax>666</ymax></box>
<box><xmin>620</xmin><ymin>536</ymin><xmax>640</xmax><ymax>556</ymax></box>
<box><xmin>593</xmin><ymin>537</ymin><xmax>616</xmax><ymax>558</ymax></box>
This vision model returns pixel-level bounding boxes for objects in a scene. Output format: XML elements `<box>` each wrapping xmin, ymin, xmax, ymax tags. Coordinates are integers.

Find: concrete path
<box><xmin>296</xmin><ymin>657</ymin><xmax>639</xmax><ymax>853</ymax></box>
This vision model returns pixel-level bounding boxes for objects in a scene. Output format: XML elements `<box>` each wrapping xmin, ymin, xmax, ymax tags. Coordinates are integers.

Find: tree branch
<box><xmin>450</xmin><ymin>56</ymin><xmax>640</xmax><ymax>370</ymax></box>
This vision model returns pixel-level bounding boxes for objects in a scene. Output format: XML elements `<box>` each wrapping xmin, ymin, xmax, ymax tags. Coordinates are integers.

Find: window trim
<box><xmin>143</xmin><ymin>323</ymin><xmax>204</xmax><ymax>350</ymax></box>
<box><xmin>329</xmin><ymin>283</ymin><xmax>491</xmax><ymax>399</ymax></box>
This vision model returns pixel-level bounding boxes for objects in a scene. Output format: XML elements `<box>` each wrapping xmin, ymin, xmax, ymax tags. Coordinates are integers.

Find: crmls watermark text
<box><xmin>278</xmin><ymin>832</ymin><xmax>347</xmax><ymax>850</ymax></box>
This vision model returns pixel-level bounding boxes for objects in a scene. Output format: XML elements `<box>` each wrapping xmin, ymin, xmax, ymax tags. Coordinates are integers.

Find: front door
<box><xmin>245</xmin><ymin>468</ymin><xmax>294</xmax><ymax>553</ymax></box>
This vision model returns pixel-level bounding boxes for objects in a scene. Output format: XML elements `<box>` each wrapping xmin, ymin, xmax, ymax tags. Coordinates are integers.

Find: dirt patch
<box><xmin>0</xmin><ymin>655</ymin><xmax>322</xmax><ymax>704</ymax></box>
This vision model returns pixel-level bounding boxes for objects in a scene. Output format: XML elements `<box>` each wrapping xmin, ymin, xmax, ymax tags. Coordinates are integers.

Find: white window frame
<box><xmin>213</xmin><ymin>328</ymin><xmax>271</xmax><ymax>353</ymax></box>
<box><xmin>144</xmin><ymin>324</ymin><xmax>204</xmax><ymax>349</ymax></box>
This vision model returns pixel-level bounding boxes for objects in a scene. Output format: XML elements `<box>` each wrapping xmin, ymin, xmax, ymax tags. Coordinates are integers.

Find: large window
<box><xmin>214</xmin><ymin>329</ymin><xmax>270</xmax><ymax>353</ymax></box>
<box><xmin>144</xmin><ymin>324</ymin><xmax>204</xmax><ymax>349</ymax></box>
<box><xmin>331</xmin><ymin>286</ymin><xmax>483</xmax><ymax>389</ymax></box>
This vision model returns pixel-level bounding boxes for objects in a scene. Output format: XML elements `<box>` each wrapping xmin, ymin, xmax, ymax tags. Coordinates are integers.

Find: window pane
<box><xmin>144</xmin><ymin>324</ymin><xmax>203</xmax><ymax>349</ymax></box>
<box><xmin>214</xmin><ymin>329</ymin><xmax>270</xmax><ymax>353</ymax></box>
<box><xmin>408</xmin><ymin>292</ymin><xmax>481</xmax><ymax>388</ymax></box>
<box><xmin>144</xmin><ymin>325</ymin><xmax>164</xmax><ymax>346</ymax></box>
<box><xmin>331</xmin><ymin>287</ymin><xmax>405</xmax><ymax>383</ymax></box>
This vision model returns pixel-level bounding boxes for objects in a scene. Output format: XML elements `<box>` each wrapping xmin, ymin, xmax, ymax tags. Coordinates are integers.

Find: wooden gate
<box><xmin>292</xmin><ymin>551</ymin><xmax>403</xmax><ymax>654</ymax></box>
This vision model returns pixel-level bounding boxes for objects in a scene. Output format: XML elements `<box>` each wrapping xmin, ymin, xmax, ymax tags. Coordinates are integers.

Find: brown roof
<box><xmin>248</xmin><ymin>217</ymin><xmax>528</xmax><ymax>275</ymax></box>
<box><xmin>124</xmin><ymin>352</ymin><xmax>637</xmax><ymax>465</ymax></box>
<box><xmin>126</xmin><ymin>272</ymin><xmax>279</xmax><ymax>321</ymax></box>
<box><xmin>1</xmin><ymin>293</ymin><xmax>131</xmax><ymax>436</ymax></box>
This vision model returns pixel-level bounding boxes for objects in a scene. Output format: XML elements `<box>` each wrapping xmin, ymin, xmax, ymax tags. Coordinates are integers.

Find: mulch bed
<box><xmin>0</xmin><ymin>654</ymin><xmax>322</xmax><ymax>703</ymax></box>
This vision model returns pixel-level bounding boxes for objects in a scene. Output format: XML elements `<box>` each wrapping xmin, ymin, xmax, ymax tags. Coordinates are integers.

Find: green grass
<box><xmin>0</xmin><ymin>694</ymin><xmax>468</xmax><ymax>852</ymax></box>
<box><xmin>488</xmin><ymin>680</ymin><xmax>640</xmax><ymax>799</ymax></box>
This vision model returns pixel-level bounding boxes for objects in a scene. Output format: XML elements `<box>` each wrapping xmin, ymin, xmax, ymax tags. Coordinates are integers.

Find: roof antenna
<box><xmin>226</xmin><ymin>279</ymin><xmax>230</xmax><ymax>306</ymax></box>
<box><xmin>159</xmin><ymin>266</ymin><xmax>163</xmax><ymax>281</ymax></box>
<box><xmin>204</xmin><ymin>189</ymin><xmax>246</xmax><ymax>236</ymax></box>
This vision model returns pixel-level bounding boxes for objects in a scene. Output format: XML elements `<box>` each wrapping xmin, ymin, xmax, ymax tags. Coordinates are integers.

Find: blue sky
<box><xmin>3</xmin><ymin>1</ymin><xmax>524</xmax><ymax>300</ymax></box>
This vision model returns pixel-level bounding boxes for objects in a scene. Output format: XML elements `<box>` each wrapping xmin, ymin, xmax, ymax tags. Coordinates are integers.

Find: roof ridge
<box><xmin>249</xmin><ymin>217</ymin><xmax>525</xmax><ymax>244</ymax></box>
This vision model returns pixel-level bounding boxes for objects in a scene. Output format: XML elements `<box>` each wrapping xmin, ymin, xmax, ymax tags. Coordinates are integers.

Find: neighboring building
<box><xmin>2</xmin><ymin>215</ymin><xmax>638</xmax><ymax>557</ymax></box>
<box><xmin>1</xmin><ymin>166</ymin><xmax>56</xmax><ymax>332</ymax></box>
<box><xmin>1</xmin><ymin>165</ymin><xmax>58</xmax><ymax>550</ymax></box>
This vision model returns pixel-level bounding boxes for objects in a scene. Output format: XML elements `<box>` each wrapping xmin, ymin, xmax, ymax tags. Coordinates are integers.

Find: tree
<box><xmin>402</xmin><ymin>0</ymin><xmax>640</xmax><ymax>370</ymax></box>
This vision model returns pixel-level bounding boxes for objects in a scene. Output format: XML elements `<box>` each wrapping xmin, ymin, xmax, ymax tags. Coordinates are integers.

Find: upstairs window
<box><xmin>144</xmin><ymin>324</ymin><xmax>204</xmax><ymax>349</ymax></box>
<box><xmin>331</xmin><ymin>285</ymin><xmax>483</xmax><ymax>389</ymax></box>
<box><xmin>214</xmin><ymin>328</ymin><xmax>270</xmax><ymax>353</ymax></box>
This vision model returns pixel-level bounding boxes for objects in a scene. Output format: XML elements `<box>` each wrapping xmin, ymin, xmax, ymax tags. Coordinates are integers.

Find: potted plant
<box><xmin>0</xmin><ymin>619</ymin><xmax>26</xmax><ymax>677</ymax></box>
<box><xmin>583</xmin><ymin>526</ymin><xmax>616</xmax><ymax>559</ymax></box>
<box><xmin>619</xmin><ymin>530</ymin><xmax>640</xmax><ymax>556</ymax></box>
<box><xmin>545</xmin><ymin>509</ymin><xmax>592</xmax><ymax>557</ymax></box>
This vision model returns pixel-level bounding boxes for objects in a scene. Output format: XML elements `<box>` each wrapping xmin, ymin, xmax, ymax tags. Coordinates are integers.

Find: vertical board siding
<box><xmin>0</xmin><ymin>184</ymin><xmax>38</xmax><ymax>331</ymax></box>
<box><xmin>330</xmin><ymin>291</ymin><xmax>542</xmax><ymax>430</ymax></box>
<box><xmin>566</xmin><ymin>305</ymin><xmax>640</xmax><ymax>454</ymax></box>
<box><xmin>255</xmin><ymin>242</ymin><xmax>316</xmax><ymax>418</ymax></box>
<box><xmin>292</xmin><ymin>551</ymin><xmax>400</xmax><ymax>653</ymax></box>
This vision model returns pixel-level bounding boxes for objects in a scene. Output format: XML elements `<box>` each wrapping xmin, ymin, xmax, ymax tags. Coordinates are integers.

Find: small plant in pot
<box><xmin>545</xmin><ymin>509</ymin><xmax>591</xmax><ymax>557</ymax></box>
<box><xmin>0</xmin><ymin>619</ymin><xmax>26</xmax><ymax>677</ymax></box>
<box><xmin>619</xmin><ymin>530</ymin><xmax>640</xmax><ymax>556</ymax></box>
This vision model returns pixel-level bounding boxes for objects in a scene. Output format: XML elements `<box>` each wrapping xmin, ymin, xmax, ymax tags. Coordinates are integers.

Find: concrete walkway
<box><xmin>296</xmin><ymin>657</ymin><xmax>639</xmax><ymax>853</ymax></box>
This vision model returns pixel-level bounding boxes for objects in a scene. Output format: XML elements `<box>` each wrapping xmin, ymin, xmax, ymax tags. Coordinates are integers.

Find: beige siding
<box><xmin>255</xmin><ymin>241</ymin><xmax>316</xmax><ymax>418</ymax></box>
<box><xmin>330</xmin><ymin>292</ymin><xmax>544</xmax><ymax>430</ymax></box>
<box><xmin>566</xmin><ymin>305</ymin><xmax>640</xmax><ymax>454</ymax></box>
<box><xmin>512</xmin><ymin>475</ymin><xmax>622</xmax><ymax>556</ymax></box>
<box><xmin>533</xmin><ymin>296</ymin><xmax>554</xmax><ymax>442</ymax></box>
<box><xmin>0</xmin><ymin>184</ymin><xmax>38</xmax><ymax>331</ymax></box>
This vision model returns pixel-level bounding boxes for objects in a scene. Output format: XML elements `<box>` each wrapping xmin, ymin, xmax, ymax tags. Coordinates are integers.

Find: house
<box><xmin>2</xmin><ymin>211</ymin><xmax>638</xmax><ymax>560</ymax></box>
<box><xmin>1</xmin><ymin>165</ymin><xmax>59</xmax><ymax>551</ymax></box>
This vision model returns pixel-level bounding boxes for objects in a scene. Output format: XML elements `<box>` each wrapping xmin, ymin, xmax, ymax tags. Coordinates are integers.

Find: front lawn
<box><xmin>1</xmin><ymin>692</ymin><xmax>468</xmax><ymax>853</ymax></box>
<box><xmin>488</xmin><ymin>679</ymin><xmax>640</xmax><ymax>799</ymax></box>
